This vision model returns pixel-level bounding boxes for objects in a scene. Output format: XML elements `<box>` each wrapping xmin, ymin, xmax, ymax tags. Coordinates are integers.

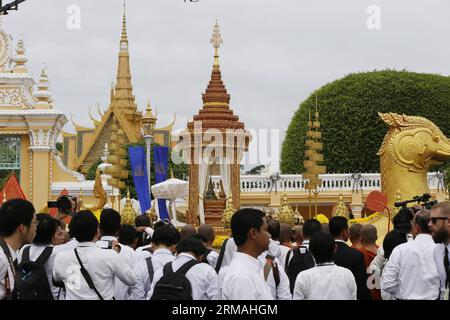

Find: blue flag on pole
<box><xmin>128</xmin><ymin>146</ymin><xmax>151</xmax><ymax>214</ymax></box>
<box><xmin>154</xmin><ymin>146</ymin><xmax>170</xmax><ymax>221</ymax></box>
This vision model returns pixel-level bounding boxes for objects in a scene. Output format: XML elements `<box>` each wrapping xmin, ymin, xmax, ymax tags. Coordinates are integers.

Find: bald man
<box><xmin>180</xmin><ymin>224</ymin><xmax>197</xmax><ymax>239</ymax></box>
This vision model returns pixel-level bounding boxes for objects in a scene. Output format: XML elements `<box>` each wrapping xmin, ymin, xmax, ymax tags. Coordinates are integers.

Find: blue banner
<box><xmin>154</xmin><ymin>146</ymin><xmax>170</xmax><ymax>220</ymax></box>
<box><xmin>128</xmin><ymin>146</ymin><xmax>151</xmax><ymax>214</ymax></box>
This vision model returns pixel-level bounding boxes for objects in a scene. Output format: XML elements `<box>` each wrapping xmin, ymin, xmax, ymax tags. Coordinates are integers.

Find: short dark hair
<box><xmin>413</xmin><ymin>209</ymin><xmax>431</xmax><ymax>234</ymax></box>
<box><xmin>118</xmin><ymin>224</ymin><xmax>139</xmax><ymax>246</ymax></box>
<box><xmin>99</xmin><ymin>208</ymin><xmax>121</xmax><ymax>236</ymax></box>
<box><xmin>197</xmin><ymin>224</ymin><xmax>215</xmax><ymax>242</ymax></box>
<box><xmin>193</xmin><ymin>233</ymin><xmax>208</xmax><ymax>244</ymax></box>
<box><xmin>302</xmin><ymin>219</ymin><xmax>322</xmax><ymax>238</ymax></box>
<box><xmin>329</xmin><ymin>216</ymin><xmax>348</xmax><ymax>237</ymax></box>
<box><xmin>349</xmin><ymin>223</ymin><xmax>363</xmax><ymax>241</ymax></box>
<box><xmin>393</xmin><ymin>207</ymin><xmax>414</xmax><ymax>234</ymax></box>
<box><xmin>33</xmin><ymin>214</ymin><xmax>57</xmax><ymax>245</ymax></box>
<box><xmin>0</xmin><ymin>199</ymin><xmax>35</xmax><ymax>237</ymax></box>
<box><xmin>135</xmin><ymin>214</ymin><xmax>151</xmax><ymax>228</ymax></box>
<box><xmin>56</xmin><ymin>196</ymin><xmax>72</xmax><ymax>213</ymax></box>
<box><xmin>383</xmin><ymin>229</ymin><xmax>407</xmax><ymax>259</ymax></box>
<box><xmin>309</xmin><ymin>232</ymin><xmax>335</xmax><ymax>264</ymax></box>
<box><xmin>152</xmin><ymin>225</ymin><xmax>180</xmax><ymax>246</ymax></box>
<box><xmin>279</xmin><ymin>223</ymin><xmax>293</xmax><ymax>244</ymax></box>
<box><xmin>180</xmin><ymin>225</ymin><xmax>197</xmax><ymax>239</ymax></box>
<box><xmin>267</xmin><ymin>218</ymin><xmax>280</xmax><ymax>240</ymax></box>
<box><xmin>176</xmin><ymin>236</ymin><xmax>207</xmax><ymax>256</ymax></box>
<box><xmin>231</xmin><ymin>208</ymin><xmax>265</xmax><ymax>246</ymax></box>
<box><xmin>70</xmin><ymin>210</ymin><xmax>98</xmax><ymax>242</ymax></box>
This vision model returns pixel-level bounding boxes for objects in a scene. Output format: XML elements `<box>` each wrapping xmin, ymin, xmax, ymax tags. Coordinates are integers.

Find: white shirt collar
<box><xmin>178</xmin><ymin>252</ymin><xmax>196</xmax><ymax>260</ymax></box>
<box><xmin>100</xmin><ymin>236</ymin><xmax>117</xmax><ymax>241</ymax></box>
<box><xmin>335</xmin><ymin>239</ymin><xmax>347</xmax><ymax>244</ymax></box>
<box><xmin>234</xmin><ymin>252</ymin><xmax>262</xmax><ymax>270</ymax></box>
<box><xmin>77</xmin><ymin>242</ymin><xmax>97</xmax><ymax>248</ymax></box>
<box><xmin>153</xmin><ymin>248</ymin><xmax>173</xmax><ymax>255</ymax></box>
<box><xmin>7</xmin><ymin>243</ymin><xmax>17</xmax><ymax>261</ymax></box>
<box><xmin>302</xmin><ymin>240</ymin><xmax>310</xmax><ymax>244</ymax></box>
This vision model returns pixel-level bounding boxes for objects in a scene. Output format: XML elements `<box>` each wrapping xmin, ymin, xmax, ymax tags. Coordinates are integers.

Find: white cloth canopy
<box><xmin>219</xmin><ymin>157</ymin><xmax>231</xmax><ymax>200</ymax></box>
<box><xmin>198</xmin><ymin>158</ymin><xmax>210</xmax><ymax>225</ymax></box>
<box><xmin>151</xmin><ymin>178</ymin><xmax>189</xmax><ymax>226</ymax></box>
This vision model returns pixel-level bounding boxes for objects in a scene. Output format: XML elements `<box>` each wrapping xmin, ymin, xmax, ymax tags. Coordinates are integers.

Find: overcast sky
<box><xmin>3</xmin><ymin>0</ymin><xmax>450</xmax><ymax>170</ymax></box>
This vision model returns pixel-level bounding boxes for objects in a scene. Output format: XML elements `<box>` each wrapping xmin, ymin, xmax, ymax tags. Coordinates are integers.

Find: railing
<box><xmin>210</xmin><ymin>172</ymin><xmax>443</xmax><ymax>193</ymax></box>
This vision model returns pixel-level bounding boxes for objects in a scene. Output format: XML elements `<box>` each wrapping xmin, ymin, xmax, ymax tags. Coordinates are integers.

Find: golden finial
<box><xmin>210</xmin><ymin>20</ymin><xmax>223</xmax><ymax>67</ymax></box>
<box><xmin>2</xmin><ymin>189</ymin><xmax>6</xmax><ymax>204</ymax></box>
<box><xmin>97</xmin><ymin>102</ymin><xmax>104</xmax><ymax>118</ymax></box>
<box><xmin>222</xmin><ymin>197</ymin><xmax>235</xmax><ymax>228</ymax></box>
<box><xmin>121</xmin><ymin>188</ymin><xmax>137</xmax><ymax>225</ymax></box>
<box><xmin>332</xmin><ymin>191</ymin><xmax>350</xmax><ymax>219</ymax></box>
<box><xmin>121</xmin><ymin>1</ymin><xmax>128</xmax><ymax>44</ymax></box>
<box><xmin>294</xmin><ymin>206</ymin><xmax>305</xmax><ymax>225</ymax></box>
<box><xmin>34</xmin><ymin>63</ymin><xmax>53</xmax><ymax>108</ymax></box>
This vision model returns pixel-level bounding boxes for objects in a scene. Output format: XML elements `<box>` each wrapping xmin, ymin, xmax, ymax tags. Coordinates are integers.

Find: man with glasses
<box><xmin>429</xmin><ymin>202</ymin><xmax>450</xmax><ymax>300</ymax></box>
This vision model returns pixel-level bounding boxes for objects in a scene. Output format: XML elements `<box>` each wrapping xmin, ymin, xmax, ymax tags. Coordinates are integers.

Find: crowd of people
<box><xmin>0</xmin><ymin>195</ymin><xmax>449</xmax><ymax>300</ymax></box>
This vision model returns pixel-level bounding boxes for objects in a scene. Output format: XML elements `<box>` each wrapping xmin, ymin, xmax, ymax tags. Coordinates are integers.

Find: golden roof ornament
<box><xmin>332</xmin><ymin>192</ymin><xmax>350</xmax><ymax>219</ymax></box>
<box><xmin>276</xmin><ymin>193</ymin><xmax>295</xmax><ymax>226</ymax></box>
<box><xmin>222</xmin><ymin>197</ymin><xmax>235</xmax><ymax>228</ymax></box>
<box><xmin>121</xmin><ymin>189</ymin><xmax>137</xmax><ymax>225</ymax></box>
<box><xmin>2</xmin><ymin>189</ymin><xmax>6</xmax><ymax>204</ymax></box>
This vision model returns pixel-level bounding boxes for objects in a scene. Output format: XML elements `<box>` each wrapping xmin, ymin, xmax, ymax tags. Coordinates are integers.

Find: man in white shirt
<box><xmin>429</xmin><ymin>201</ymin><xmax>450</xmax><ymax>300</ymax></box>
<box><xmin>293</xmin><ymin>232</ymin><xmax>357</xmax><ymax>300</ymax></box>
<box><xmin>148</xmin><ymin>236</ymin><xmax>218</xmax><ymax>300</ymax></box>
<box><xmin>134</xmin><ymin>224</ymin><xmax>179</xmax><ymax>299</ymax></box>
<box><xmin>219</xmin><ymin>208</ymin><xmax>273</xmax><ymax>300</ymax></box>
<box><xmin>197</xmin><ymin>224</ymin><xmax>219</xmax><ymax>268</ymax></box>
<box><xmin>381</xmin><ymin>209</ymin><xmax>440</xmax><ymax>300</ymax></box>
<box><xmin>0</xmin><ymin>199</ymin><xmax>37</xmax><ymax>300</ymax></box>
<box><xmin>53</xmin><ymin>211</ymin><xmax>136</xmax><ymax>300</ymax></box>
<box><xmin>96</xmin><ymin>208</ymin><xmax>139</xmax><ymax>300</ymax></box>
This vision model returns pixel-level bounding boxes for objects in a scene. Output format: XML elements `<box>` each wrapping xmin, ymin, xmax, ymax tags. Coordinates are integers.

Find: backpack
<box><xmin>150</xmin><ymin>260</ymin><xmax>200</xmax><ymax>300</ymax></box>
<box><xmin>263</xmin><ymin>255</ymin><xmax>280</xmax><ymax>288</ymax></box>
<box><xmin>13</xmin><ymin>246</ymin><xmax>54</xmax><ymax>300</ymax></box>
<box><xmin>201</xmin><ymin>248</ymin><xmax>212</xmax><ymax>265</ymax></box>
<box><xmin>285</xmin><ymin>246</ymin><xmax>315</xmax><ymax>294</ymax></box>
<box><xmin>214</xmin><ymin>238</ymin><xmax>229</xmax><ymax>273</ymax></box>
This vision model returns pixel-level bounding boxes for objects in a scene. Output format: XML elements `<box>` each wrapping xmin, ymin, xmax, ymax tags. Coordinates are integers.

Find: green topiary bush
<box><xmin>281</xmin><ymin>70</ymin><xmax>450</xmax><ymax>174</ymax></box>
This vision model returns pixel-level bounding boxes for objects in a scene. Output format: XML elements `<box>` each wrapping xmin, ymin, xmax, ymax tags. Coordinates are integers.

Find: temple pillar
<box><xmin>188</xmin><ymin>160</ymin><xmax>199</xmax><ymax>226</ymax></box>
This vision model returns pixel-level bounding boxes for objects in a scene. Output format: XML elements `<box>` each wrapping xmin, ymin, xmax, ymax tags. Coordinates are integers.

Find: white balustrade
<box><xmin>210</xmin><ymin>172</ymin><xmax>441</xmax><ymax>193</ymax></box>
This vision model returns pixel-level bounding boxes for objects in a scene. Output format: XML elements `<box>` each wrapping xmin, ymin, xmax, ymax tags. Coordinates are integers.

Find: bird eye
<box><xmin>434</xmin><ymin>136</ymin><xmax>440</xmax><ymax>142</ymax></box>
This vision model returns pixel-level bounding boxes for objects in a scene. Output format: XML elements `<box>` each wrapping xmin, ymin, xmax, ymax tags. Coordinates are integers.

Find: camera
<box><xmin>47</xmin><ymin>200</ymin><xmax>58</xmax><ymax>208</ymax></box>
<box><xmin>394</xmin><ymin>193</ymin><xmax>438</xmax><ymax>210</ymax></box>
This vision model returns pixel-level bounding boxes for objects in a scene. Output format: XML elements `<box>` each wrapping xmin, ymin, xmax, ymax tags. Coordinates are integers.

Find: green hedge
<box><xmin>281</xmin><ymin>70</ymin><xmax>450</xmax><ymax>174</ymax></box>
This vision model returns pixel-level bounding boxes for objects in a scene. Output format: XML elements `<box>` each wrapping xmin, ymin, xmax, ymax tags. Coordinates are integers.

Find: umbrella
<box><xmin>151</xmin><ymin>178</ymin><xmax>189</xmax><ymax>226</ymax></box>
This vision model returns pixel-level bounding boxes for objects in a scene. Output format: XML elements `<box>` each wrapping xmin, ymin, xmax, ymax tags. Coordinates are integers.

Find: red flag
<box><xmin>49</xmin><ymin>189</ymin><xmax>69</xmax><ymax>217</ymax></box>
<box><xmin>0</xmin><ymin>174</ymin><xmax>26</xmax><ymax>202</ymax></box>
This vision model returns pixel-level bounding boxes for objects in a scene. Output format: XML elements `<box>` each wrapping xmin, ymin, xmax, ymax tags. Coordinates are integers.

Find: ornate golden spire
<box><xmin>332</xmin><ymin>192</ymin><xmax>350</xmax><ymax>218</ymax></box>
<box><xmin>113</xmin><ymin>2</ymin><xmax>136</xmax><ymax>111</ymax></box>
<box><xmin>121</xmin><ymin>188</ymin><xmax>138</xmax><ymax>225</ymax></box>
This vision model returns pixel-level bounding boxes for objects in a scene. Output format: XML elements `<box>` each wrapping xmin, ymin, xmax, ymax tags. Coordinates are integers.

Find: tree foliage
<box><xmin>281</xmin><ymin>70</ymin><xmax>450</xmax><ymax>174</ymax></box>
